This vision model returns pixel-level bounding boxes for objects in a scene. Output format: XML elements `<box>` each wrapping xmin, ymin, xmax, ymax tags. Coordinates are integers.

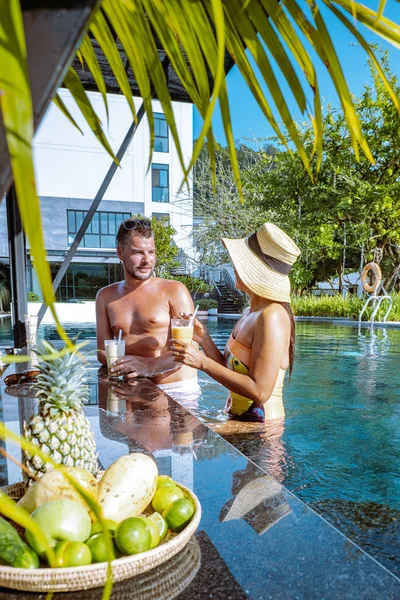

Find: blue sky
<box><xmin>193</xmin><ymin>1</ymin><xmax>400</xmax><ymax>146</ymax></box>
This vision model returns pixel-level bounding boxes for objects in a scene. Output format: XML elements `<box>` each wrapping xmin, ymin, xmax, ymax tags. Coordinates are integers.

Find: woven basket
<box><xmin>0</xmin><ymin>480</ymin><xmax>201</xmax><ymax>593</ymax></box>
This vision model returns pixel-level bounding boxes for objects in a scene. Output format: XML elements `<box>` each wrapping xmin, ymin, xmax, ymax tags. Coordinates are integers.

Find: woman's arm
<box><xmin>198</xmin><ymin>331</ymin><xmax>225</xmax><ymax>366</ymax></box>
<box><xmin>172</xmin><ymin>306</ymin><xmax>290</xmax><ymax>405</ymax></box>
<box><xmin>178</xmin><ymin>313</ymin><xmax>225</xmax><ymax>366</ymax></box>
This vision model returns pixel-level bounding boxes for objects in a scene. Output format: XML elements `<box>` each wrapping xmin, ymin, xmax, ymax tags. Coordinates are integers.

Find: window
<box><xmin>152</xmin><ymin>164</ymin><xmax>169</xmax><ymax>203</ymax></box>
<box><xmin>152</xmin><ymin>212</ymin><xmax>170</xmax><ymax>225</ymax></box>
<box><xmin>67</xmin><ymin>210</ymin><xmax>131</xmax><ymax>248</ymax></box>
<box><xmin>154</xmin><ymin>113</ymin><xmax>169</xmax><ymax>152</ymax></box>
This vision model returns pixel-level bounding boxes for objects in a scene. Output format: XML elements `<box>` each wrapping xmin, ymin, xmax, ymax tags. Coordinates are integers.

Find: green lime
<box><xmin>151</xmin><ymin>485</ymin><xmax>184</xmax><ymax>514</ymax></box>
<box><xmin>115</xmin><ymin>518</ymin><xmax>151</xmax><ymax>556</ymax></box>
<box><xmin>163</xmin><ymin>498</ymin><xmax>195</xmax><ymax>532</ymax></box>
<box><xmin>91</xmin><ymin>519</ymin><xmax>118</xmax><ymax>537</ymax></box>
<box><xmin>140</xmin><ymin>517</ymin><xmax>160</xmax><ymax>549</ymax></box>
<box><xmin>147</xmin><ymin>512</ymin><xmax>167</xmax><ymax>541</ymax></box>
<box><xmin>157</xmin><ymin>475</ymin><xmax>175</xmax><ymax>489</ymax></box>
<box><xmin>87</xmin><ymin>533</ymin><xmax>119</xmax><ymax>563</ymax></box>
<box><xmin>54</xmin><ymin>541</ymin><xmax>92</xmax><ymax>568</ymax></box>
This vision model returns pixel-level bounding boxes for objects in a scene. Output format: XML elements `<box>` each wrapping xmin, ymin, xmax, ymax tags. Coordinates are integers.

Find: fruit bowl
<box><xmin>0</xmin><ymin>480</ymin><xmax>201</xmax><ymax>593</ymax></box>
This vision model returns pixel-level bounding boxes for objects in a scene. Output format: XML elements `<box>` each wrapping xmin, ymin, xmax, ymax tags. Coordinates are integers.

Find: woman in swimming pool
<box><xmin>171</xmin><ymin>223</ymin><xmax>300</xmax><ymax>423</ymax></box>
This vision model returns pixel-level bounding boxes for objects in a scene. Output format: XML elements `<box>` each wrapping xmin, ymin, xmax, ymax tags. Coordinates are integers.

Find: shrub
<box><xmin>291</xmin><ymin>293</ymin><xmax>400</xmax><ymax>322</ymax></box>
<box><xmin>170</xmin><ymin>275</ymin><xmax>213</xmax><ymax>295</ymax></box>
<box><xmin>27</xmin><ymin>291</ymin><xmax>40</xmax><ymax>302</ymax></box>
<box><xmin>196</xmin><ymin>298</ymin><xmax>219</xmax><ymax>310</ymax></box>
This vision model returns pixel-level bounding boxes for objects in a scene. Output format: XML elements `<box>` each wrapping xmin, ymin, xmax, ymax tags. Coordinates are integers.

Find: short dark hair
<box><xmin>116</xmin><ymin>217</ymin><xmax>153</xmax><ymax>246</ymax></box>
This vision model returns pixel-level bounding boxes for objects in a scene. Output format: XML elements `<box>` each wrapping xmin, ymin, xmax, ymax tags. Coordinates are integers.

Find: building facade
<box><xmin>0</xmin><ymin>90</ymin><xmax>193</xmax><ymax>301</ymax></box>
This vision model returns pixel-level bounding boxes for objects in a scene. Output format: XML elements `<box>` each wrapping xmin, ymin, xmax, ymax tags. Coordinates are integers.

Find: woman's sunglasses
<box><xmin>4</xmin><ymin>370</ymin><xmax>41</xmax><ymax>386</ymax></box>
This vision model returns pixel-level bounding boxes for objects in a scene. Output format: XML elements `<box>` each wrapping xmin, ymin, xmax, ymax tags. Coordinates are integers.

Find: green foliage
<box><xmin>27</xmin><ymin>292</ymin><xmax>40</xmax><ymax>302</ymax></box>
<box><xmin>195</xmin><ymin>298</ymin><xmax>219</xmax><ymax>310</ymax></box>
<box><xmin>292</xmin><ymin>293</ymin><xmax>400</xmax><ymax>322</ymax></box>
<box><xmin>170</xmin><ymin>275</ymin><xmax>213</xmax><ymax>296</ymax></box>
<box><xmin>0</xmin><ymin>282</ymin><xmax>10</xmax><ymax>312</ymax></box>
<box><xmin>194</xmin><ymin>53</ymin><xmax>400</xmax><ymax>294</ymax></box>
<box><xmin>193</xmin><ymin>143</ymin><xmax>274</xmax><ymax>265</ymax></box>
<box><xmin>151</xmin><ymin>217</ymin><xmax>179</xmax><ymax>277</ymax></box>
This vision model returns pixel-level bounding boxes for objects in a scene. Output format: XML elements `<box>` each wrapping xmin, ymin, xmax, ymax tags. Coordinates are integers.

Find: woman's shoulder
<box><xmin>257</xmin><ymin>302</ymin><xmax>291</xmax><ymax>328</ymax></box>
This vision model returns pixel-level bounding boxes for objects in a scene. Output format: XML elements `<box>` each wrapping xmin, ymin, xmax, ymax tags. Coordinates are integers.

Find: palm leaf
<box><xmin>0</xmin><ymin>0</ymin><xmax>72</xmax><ymax>348</ymax></box>
<box><xmin>53</xmin><ymin>93</ymin><xmax>84</xmax><ymax>134</ymax></box>
<box><xmin>89</xmin><ymin>9</ymin><xmax>137</xmax><ymax>123</ymax></box>
<box><xmin>333</xmin><ymin>0</ymin><xmax>400</xmax><ymax>48</ymax></box>
<box><xmin>63</xmin><ymin>66</ymin><xmax>118</xmax><ymax>164</ymax></box>
<box><xmin>0</xmin><ymin>493</ymin><xmax>57</xmax><ymax>567</ymax></box>
<box><xmin>326</xmin><ymin>2</ymin><xmax>400</xmax><ymax>113</ymax></box>
<box><xmin>80</xmin><ymin>34</ymin><xmax>109</xmax><ymax>124</ymax></box>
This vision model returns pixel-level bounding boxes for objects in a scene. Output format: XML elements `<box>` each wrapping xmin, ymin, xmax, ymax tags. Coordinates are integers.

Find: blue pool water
<box><xmin>1</xmin><ymin>316</ymin><xmax>399</xmax><ymax>574</ymax></box>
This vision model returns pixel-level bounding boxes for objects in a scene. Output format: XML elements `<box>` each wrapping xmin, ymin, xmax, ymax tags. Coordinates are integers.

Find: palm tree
<box><xmin>0</xmin><ymin>0</ymin><xmax>399</xmax><ymax>341</ymax></box>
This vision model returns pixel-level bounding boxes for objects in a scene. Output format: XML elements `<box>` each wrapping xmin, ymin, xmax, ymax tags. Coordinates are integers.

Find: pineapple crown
<box><xmin>33</xmin><ymin>340</ymin><xmax>89</xmax><ymax>415</ymax></box>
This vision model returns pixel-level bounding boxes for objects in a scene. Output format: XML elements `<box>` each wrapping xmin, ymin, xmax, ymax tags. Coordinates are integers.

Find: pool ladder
<box><xmin>358</xmin><ymin>288</ymin><xmax>393</xmax><ymax>324</ymax></box>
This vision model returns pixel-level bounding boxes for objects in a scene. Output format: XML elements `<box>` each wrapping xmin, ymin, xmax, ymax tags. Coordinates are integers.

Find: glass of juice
<box><xmin>171</xmin><ymin>318</ymin><xmax>194</xmax><ymax>344</ymax></box>
<box><xmin>105</xmin><ymin>339</ymin><xmax>125</xmax><ymax>380</ymax></box>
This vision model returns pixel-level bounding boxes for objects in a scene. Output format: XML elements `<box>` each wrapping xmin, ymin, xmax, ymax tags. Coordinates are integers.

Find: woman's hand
<box><xmin>178</xmin><ymin>312</ymin><xmax>209</xmax><ymax>345</ymax></box>
<box><xmin>170</xmin><ymin>341</ymin><xmax>207</xmax><ymax>370</ymax></box>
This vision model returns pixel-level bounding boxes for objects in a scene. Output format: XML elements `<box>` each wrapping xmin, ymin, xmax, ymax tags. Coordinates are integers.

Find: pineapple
<box><xmin>23</xmin><ymin>341</ymin><xmax>98</xmax><ymax>481</ymax></box>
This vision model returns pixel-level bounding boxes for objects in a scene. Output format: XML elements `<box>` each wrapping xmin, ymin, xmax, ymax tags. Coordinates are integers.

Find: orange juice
<box><xmin>171</xmin><ymin>325</ymin><xmax>194</xmax><ymax>343</ymax></box>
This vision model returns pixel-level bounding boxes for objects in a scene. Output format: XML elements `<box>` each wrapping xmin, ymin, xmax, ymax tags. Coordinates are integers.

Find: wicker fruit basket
<box><xmin>0</xmin><ymin>480</ymin><xmax>201</xmax><ymax>593</ymax></box>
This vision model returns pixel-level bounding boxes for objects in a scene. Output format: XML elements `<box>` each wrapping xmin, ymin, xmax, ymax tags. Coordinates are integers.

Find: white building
<box><xmin>0</xmin><ymin>90</ymin><xmax>193</xmax><ymax>301</ymax></box>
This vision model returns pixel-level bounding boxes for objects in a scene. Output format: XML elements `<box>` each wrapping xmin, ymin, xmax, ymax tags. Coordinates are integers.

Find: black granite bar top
<box><xmin>0</xmin><ymin>355</ymin><xmax>399</xmax><ymax>599</ymax></box>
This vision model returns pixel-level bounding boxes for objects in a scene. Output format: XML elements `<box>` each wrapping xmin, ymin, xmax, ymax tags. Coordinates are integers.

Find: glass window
<box><xmin>67</xmin><ymin>211</ymin><xmax>75</xmax><ymax>234</ymax></box>
<box><xmin>152</xmin><ymin>164</ymin><xmax>169</xmax><ymax>203</ymax></box>
<box><xmin>152</xmin><ymin>213</ymin><xmax>170</xmax><ymax>225</ymax></box>
<box><xmin>67</xmin><ymin>210</ymin><xmax>135</xmax><ymax>248</ymax></box>
<box><xmin>154</xmin><ymin>113</ymin><xmax>169</xmax><ymax>152</ymax></box>
<box><xmin>92</xmin><ymin>213</ymin><xmax>99</xmax><ymax>234</ymax></box>
<box><xmin>109</xmin><ymin>213</ymin><xmax>116</xmax><ymax>235</ymax></box>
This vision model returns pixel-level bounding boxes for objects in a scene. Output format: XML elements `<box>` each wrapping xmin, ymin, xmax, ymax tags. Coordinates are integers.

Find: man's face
<box><xmin>117</xmin><ymin>234</ymin><xmax>156</xmax><ymax>281</ymax></box>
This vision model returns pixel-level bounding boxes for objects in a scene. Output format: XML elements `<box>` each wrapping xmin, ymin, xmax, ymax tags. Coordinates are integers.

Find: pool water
<box><xmin>1</xmin><ymin>316</ymin><xmax>400</xmax><ymax>574</ymax></box>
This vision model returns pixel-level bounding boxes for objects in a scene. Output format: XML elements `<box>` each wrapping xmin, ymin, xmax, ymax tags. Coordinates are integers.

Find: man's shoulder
<box><xmin>154</xmin><ymin>277</ymin><xmax>190</xmax><ymax>296</ymax></box>
<box><xmin>96</xmin><ymin>281</ymin><xmax>123</xmax><ymax>301</ymax></box>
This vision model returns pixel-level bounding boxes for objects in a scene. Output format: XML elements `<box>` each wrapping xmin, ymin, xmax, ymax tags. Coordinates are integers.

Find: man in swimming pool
<box><xmin>96</xmin><ymin>217</ymin><xmax>200</xmax><ymax>398</ymax></box>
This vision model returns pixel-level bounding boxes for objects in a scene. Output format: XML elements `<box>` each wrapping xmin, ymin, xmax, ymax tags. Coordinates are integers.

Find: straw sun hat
<box><xmin>222</xmin><ymin>223</ymin><xmax>301</xmax><ymax>303</ymax></box>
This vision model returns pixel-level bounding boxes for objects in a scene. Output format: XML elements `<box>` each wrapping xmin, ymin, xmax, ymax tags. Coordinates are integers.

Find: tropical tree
<box><xmin>246</xmin><ymin>52</ymin><xmax>400</xmax><ymax>293</ymax></box>
<box><xmin>1</xmin><ymin>1</ymin><xmax>400</xmax><ymax>337</ymax></box>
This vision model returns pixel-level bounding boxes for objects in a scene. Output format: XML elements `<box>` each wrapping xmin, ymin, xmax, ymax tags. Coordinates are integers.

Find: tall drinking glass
<box><xmin>105</xmin><ymin>339</ymin><xmax>125</xmax><ymax>380</ymax></box>
<box><xmin>171</xmin><ymin>318</ymin><xmax>194</xmax><ymax>344</ymax></box>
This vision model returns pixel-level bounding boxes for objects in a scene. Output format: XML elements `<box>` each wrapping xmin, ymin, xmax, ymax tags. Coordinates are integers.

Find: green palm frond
<box><xmin>55</xmin><ymin>0</ymin><xmax>400</xmax><ymax>181</ymax></box>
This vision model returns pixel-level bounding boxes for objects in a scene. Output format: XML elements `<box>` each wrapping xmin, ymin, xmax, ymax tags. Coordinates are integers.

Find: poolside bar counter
<box><xmin>0</xmin><ymin>357</ymin><xmax>399</xmax><ymax>600</ymax></box>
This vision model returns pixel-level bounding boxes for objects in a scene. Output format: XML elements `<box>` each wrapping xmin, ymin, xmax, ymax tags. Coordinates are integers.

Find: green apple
<box><xmin>26</xmin><ymin>499</ymin><xmax>92</xmax><ymax>556</ymax></box>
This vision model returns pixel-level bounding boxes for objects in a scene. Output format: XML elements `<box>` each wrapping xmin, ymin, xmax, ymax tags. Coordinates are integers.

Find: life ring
<box><xmin>361</xmin><ymin>262</ymin><xmax>382</xmax><ymax>293</ymax></box>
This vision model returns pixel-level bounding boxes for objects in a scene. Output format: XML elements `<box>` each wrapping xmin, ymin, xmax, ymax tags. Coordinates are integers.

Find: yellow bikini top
<box><xmin>225</xmin><ymin>334</ymin><xmax>286</xmax><ymax>397</ymax></box>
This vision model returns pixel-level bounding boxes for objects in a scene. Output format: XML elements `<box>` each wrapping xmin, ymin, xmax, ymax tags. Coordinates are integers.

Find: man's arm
<box><xmin>96</xmin><ymin>288</ymin><xmax>114</xmax><ymax>366</ymax></box>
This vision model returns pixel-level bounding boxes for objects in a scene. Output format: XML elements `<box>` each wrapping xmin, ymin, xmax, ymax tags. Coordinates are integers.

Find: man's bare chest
<box><xmin>107</xmin><ymin>297</ymin><xmax>170</xmax><ymax>336</ymax></box>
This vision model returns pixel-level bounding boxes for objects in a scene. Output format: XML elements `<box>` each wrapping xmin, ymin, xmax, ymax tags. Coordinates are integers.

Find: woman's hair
<box><xmin>281</xmin><ymin>303</ymin><xmax>295</xmax><ymax>377</ymax></box>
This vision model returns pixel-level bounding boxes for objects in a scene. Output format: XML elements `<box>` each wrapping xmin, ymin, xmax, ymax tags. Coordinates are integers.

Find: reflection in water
<box><xmin>210</xmin><ymin>417</ymin><xmax>290</xmax><ymax>484</ymax></box>
<box><xmin>97</xmin><ymin>377</ymin><xmax>199</xmax><ymax>490</ymax></box>
<box><xmin>220</xmin><ymin>464</ymin><xmax>291</xmax><ymax>536</ymax></box>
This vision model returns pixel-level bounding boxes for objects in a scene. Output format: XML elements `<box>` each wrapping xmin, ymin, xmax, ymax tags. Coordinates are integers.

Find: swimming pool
<box><xmin>1</xmin><ymin>316</ymin><xmax>399</xmax><ymax>575</ymax></box>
